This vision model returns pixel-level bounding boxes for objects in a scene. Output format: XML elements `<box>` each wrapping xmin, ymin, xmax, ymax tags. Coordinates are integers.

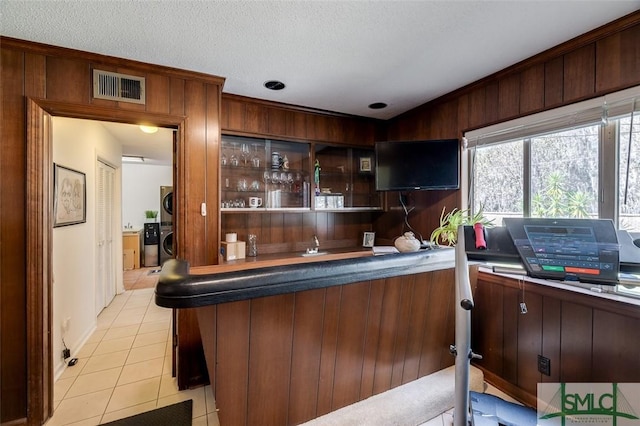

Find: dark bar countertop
<box><xmin>155</xmin><ymin>248</ymin><xmax>455</xmax><ymax>308</ymax></box>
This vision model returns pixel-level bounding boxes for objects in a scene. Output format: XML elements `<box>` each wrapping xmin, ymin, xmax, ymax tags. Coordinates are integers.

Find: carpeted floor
<box><xmin>100</xmin><ymin>399</ymin><xmax>192</xmax><ymax>425</ymax></box>
<box><xmin>301</xmin><ymin>365</ymin><xmax>484</xmax><ymax>426</ymax></box>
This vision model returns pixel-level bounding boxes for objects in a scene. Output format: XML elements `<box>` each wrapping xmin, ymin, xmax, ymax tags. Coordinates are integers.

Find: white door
<box><xmin>96</xmin><ymin>160</ymin><xmax>116</xmax><ymax>314</ymax></box>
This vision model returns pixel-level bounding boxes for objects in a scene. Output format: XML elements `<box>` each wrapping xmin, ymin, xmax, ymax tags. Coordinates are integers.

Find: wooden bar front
<box><xmin>155</xmin><ymin>250</ymin><xmax>458</xmax><ymax>425</ymax></box>
<box><xmin>196</xmin><ymin>268</ymin><xmax>455</xmax><ymax>425</ymax></box>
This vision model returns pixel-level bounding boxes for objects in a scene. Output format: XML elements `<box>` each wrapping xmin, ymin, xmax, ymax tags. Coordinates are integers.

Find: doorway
<box><xmin>26</xmin><ymin>98</ymin><xmax>184</xmax><ymax>424</ymax></box>
<box><xmin>51</xmin><ymin>117</ymin><xmax>174</xmax><ymax>380</ymax></box>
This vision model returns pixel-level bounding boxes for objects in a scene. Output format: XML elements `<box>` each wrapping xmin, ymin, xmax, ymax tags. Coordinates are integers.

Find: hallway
<box><xmin>48</xmin><ymin>282</ymin><xmax>220</xmax><ymax>425</ymax></box>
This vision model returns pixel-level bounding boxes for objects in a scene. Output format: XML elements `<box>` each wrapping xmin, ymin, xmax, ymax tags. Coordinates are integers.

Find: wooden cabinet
<box><xmin>221</xmin><ymin>135</ymin><xmax>311</xmax><ymax>211</ymax></box>
<box><xmin>314</xmin><ymin>144</ymin><xmax>381</xmax><ymax>211</ymax></box>
<box><xmin>472</xmin><ymin>271</ymin><xmax>640</xmax><ymax>407</ymax></box>
<box><xmin>123</xmin><ymin>231</ymin><xmax>141</xmax><ymax>270</ymax></box>
<box><xmin>220</xmin><ymin>135</ymin><xmax>382</xmax><ymax>213</ymax></box>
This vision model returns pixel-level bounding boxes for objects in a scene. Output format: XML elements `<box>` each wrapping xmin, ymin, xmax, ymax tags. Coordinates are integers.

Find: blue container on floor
<box><xmin>470</xmin><ymin>391</ymin><xmax>537</xmax><ymax>426</ymax></box>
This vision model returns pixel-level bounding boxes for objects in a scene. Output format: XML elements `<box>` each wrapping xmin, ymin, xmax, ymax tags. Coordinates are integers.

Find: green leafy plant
<box><xmin>430</xmin><ymin>205</ymin><xmax>493</xmax><ymax>246</ymax></box>
<box><xmin>145</xmin><ymin>210</ymin><xmax>158</xmax><ymax>220</ymax></box>
<box><xmin>533</xmin><ymin>172</ymin><xmax>593</xmax><ymax>218</ymax></box>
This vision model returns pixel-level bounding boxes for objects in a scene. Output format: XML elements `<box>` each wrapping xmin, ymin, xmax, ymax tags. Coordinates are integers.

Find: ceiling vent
<box><xmin>93</xmin><ymin>69</ymin><xmax>145</xmax><ymax>104</ymax></box>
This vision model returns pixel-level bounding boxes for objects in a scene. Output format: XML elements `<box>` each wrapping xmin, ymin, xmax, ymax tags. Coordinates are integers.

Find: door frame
<box><xmin>26</xmin><ymin>97</ymin><xmax>184</xmax><ymax>424</ymax></box>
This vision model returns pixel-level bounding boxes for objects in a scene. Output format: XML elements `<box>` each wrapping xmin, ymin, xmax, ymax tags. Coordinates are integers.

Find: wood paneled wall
<box><xmin>2</xmin><ymin>10</ymin><xmax>639</xmax><ymax>424</ymax></box>
<box><xmin>196</xmin><ymin>268</ymin><xmax>455</xmax><ymax>426</ymax></box>
<box><xmin>378</xmin><ymin>12</ymin><xmax>640</xmax><ymax>244</ymax></box>
<box><xmin>222</xmin><ymin>94</ymin><xmax>383</xmax><ymax>146</ymax></box>
<box><xmin>221</xmin><ymin>211</ymin><xmax>375</xmax><ymax>256</ymax></box>
<box><xmin>472</xmin><ymin>272</ymin><xmax>640</xmax><ymax>407</ymax></box>
<box><xmin>0</xmin><ymin>37</ymin><xmax>223</xmax><ymax>424</ymax></box>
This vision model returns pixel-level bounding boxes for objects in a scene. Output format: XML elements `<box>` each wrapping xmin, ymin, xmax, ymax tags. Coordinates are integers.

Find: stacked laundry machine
<box><xmin>160</xmin><ymin>186</ymin><xmax>174</xmax><ymax>265</ymax></box>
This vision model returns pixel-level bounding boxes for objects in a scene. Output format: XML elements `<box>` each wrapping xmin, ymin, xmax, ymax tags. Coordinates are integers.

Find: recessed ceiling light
<box><xmin>122</xmin><ymin>155</ymin><xmax>145</xmax><ymax>163</ymax></box>
<box><xmin>264</xmin><ymin>80</ymin><xmax>286</xmax><ymax>91</ymax></box>
<box><xmin>368</xmin><ymin>102</ymin><xmax>387</xmax><ymax>109</ymax></box>
<box><xmin>139</xmin><ymin>125</ymin><xmax>158</xmax><ymax>134</ymax></box>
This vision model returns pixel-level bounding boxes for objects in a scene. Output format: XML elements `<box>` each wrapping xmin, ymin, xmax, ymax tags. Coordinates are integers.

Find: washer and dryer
<box><xmin>160</xmin><ymin>186</ymin><xmax>174</xmax><ymax>265</ymax></box>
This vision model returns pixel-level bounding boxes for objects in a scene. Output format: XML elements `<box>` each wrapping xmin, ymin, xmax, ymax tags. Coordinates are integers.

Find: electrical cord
<box><xmin>399</xmin><ymin>192</ymin><xmax>424</xmax><ymax>243</ymax></box>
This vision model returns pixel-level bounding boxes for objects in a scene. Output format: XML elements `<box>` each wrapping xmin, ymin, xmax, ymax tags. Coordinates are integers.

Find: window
<box><xmin>466</xmin><ymin>87</ymin><xmax>640</xmax><ymax>231</ymax></box>
<box><xmin>530</xmin><ymin>126</ymin><xmax>599</xmax><ymax>219</ymax></box>
<box><xmin>472</xmin><ymin>141</ymin><xmax>523</xmax><ymax>223</ymax></box>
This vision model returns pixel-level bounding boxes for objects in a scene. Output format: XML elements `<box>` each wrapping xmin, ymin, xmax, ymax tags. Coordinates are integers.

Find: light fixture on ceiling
<box><xmin>368</xmin><ymin>102</ymin><xmax>387</xmax><ymax>109</ymax></box>
<box><xmin>139</xmin><ymin>125</ymin><xmax>158</xmax><ymax>134</ymax></box>
<box><xmin>264</xmin><ymin>80</ymin><xmax>286</xmax><ymax>91</ymax></box>
<box><xmin>122</xmin><ymin>155</ymin><xmax>145</xmax><ymax>163</ymax></box>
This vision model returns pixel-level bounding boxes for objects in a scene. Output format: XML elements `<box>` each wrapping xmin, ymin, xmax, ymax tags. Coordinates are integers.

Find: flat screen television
<box><xmin>375</xmin><ymin>139</ymin><xmax>460</xmax><ymax>191</ymax></box>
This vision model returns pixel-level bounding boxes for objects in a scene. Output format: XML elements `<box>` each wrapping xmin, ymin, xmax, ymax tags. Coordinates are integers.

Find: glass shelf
<box><xmin>221</xmin><ymin>135</ymin><xmax>311</xmax><ymax>210</ymax></box>
<box><xmin>314</xmin><ymin>144</ymin><xmax>381</xmax><ymax>210</ymax></box>
<box><xmin>220</xmin><ymin>136</ymin><xmax>382</xmax><ymax>212</ymax></box>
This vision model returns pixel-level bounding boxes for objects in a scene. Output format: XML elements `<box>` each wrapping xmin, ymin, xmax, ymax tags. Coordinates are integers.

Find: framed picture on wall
<box><xmin>53</xmin><ymin>163</ymin><xmax>86</xmax><ymax>227</ymax></box>
<box><xmin>359</xmin><ymin>157</ymin><xmax>372</xmax><ymax>173</ymax></box>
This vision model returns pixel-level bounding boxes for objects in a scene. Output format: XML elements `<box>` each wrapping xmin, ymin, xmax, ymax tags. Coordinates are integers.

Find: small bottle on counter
<box><xmin>314</xmin><ymin>160</ymin><xmax>321</xmax><ymax>195</ymax></box>
<box><xmin>248</xmin><ymin>234</ymin><xmax>258</xmax><ymax>257</ymax></box>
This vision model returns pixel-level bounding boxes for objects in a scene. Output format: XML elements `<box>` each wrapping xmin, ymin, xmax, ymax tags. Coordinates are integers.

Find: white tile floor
<box><xmin>47</xmin><ymin>287</ymin><xmax>220</xmax><ymax>425</ymax></box>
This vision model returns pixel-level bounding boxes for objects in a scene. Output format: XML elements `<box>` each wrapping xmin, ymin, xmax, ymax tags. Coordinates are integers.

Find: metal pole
<box><xmin>453</xmin><ymin>225</ymin><xmax>475</xmax><ymax>426</ymax></box>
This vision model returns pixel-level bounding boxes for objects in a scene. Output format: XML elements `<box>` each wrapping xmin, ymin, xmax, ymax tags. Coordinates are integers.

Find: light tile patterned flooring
<box><xmin>123</xmin><ymin>266</ymin><xmax>162</xmax><ymax>291</ymax></box>
<box><xmin>47</xmin><ymin>268</ymin><xmax>220</xmax><ymax>425</ymax></box>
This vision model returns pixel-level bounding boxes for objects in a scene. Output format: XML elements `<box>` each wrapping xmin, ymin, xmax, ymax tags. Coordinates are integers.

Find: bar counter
<box><xmin>155</xmin><ymin>247</ymin><xmax>455</xmax><ymax>308</ymax></box>
<box><xmin>155</xmin><ymin>247</ymin><xmax>458</xmax><ymax>426</ymax></box>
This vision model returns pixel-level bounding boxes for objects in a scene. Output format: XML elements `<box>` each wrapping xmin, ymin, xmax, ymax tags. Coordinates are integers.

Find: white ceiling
<box><xmin>4</xmin><ymin>1</ymin><xmax>639</xmax><ymax>164</ymax></box>
<box><xmin>2</xmin><ymin>1</ymin><xmax>639</xmax><ymax>121</ymax></box>
<box><xmin>99</xmin><ymin>121</ymin><xmax>175</xmax><ymax>165</ymax></box>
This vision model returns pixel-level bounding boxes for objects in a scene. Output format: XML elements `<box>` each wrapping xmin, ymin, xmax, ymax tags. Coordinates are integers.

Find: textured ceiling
<box><xmin>2</xmin><ymin>1</ymin><xmax>639</xmax><ymax>121</ymax></box>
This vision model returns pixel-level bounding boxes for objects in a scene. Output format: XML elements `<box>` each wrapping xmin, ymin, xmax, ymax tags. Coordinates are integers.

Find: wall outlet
<box><xmin>62</xmin><ymin>348</ymin><xmax>71</xmax><ymax>360</ymax></box>
<box><xmin>538</xmin><ymin>355</ymin><xmax>551</xmax><ymax>376</ymax></box>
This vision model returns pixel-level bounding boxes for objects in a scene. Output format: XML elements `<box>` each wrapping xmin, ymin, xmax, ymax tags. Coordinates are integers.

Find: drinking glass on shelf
<box><xmin>287</xmin><ymin>173</ymin><xmax>294</xmax><ymax>191</ymax></box>
<box><xmin>240</xmin><ymin>143</ymin><xmax>251</xmax><ymax>166</ymax></box>
<box><xmin>251</xmin><ymin>144</ymin><xmax>261</xmax><ymax>168</ymax></box>
<box><xmin>230</xmin><ymin>142</ymin><xmax>239</xmax><ymax>167</ymax></box>
<box><xmin>293</xmin><ymin>172</ymin><xmax>302</xmax><ymax>193</ymax></box>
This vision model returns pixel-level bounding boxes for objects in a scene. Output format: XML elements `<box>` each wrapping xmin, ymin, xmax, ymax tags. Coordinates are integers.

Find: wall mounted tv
<box><xmin>375</xmin><ymin>139</ymin><xmax>460</xmax><ymax>191</ymax></box>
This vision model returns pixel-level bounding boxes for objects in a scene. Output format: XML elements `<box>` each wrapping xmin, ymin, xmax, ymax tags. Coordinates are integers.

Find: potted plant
<box><xmin>430</xmin><ymin>205</ymin><xmax>493</xmax><ymax>246</ymax></box>
<box><xmin>144</xmin><ymin>210</ymin><xmax>158</xmax><ymax>222</ymax></box>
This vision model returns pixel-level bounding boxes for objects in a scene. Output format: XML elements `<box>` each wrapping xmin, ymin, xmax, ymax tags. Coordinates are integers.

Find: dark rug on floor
<box><xmin>100</xmin><ymin>400</ymin><xmax>192</xmax><ymax>426</ymax></box>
